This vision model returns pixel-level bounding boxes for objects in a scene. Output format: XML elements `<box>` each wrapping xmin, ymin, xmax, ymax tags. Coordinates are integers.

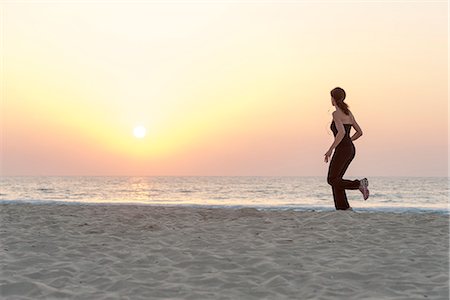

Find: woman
<box><xmin>324</xmin><ymin>87</ymin><xmax>369</xmax><ymax>210</ymax></box>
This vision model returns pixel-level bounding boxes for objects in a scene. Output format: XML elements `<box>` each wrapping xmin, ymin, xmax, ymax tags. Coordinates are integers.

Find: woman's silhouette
<box><xmin>324</xmin><ymin>87</ymin><xmax>369</xmax><ymax>210</ymax></box>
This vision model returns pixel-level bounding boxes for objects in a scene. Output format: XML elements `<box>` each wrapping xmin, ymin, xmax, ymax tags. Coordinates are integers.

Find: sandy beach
<box><xmin>0</xmin><ymin>204</ymin><xmax>448</xmax><ymax>299</ymax></box>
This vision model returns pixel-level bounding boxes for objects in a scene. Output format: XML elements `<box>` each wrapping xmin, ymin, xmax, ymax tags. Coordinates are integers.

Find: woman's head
<box><xmin>330</xmin><ymin>87</ymin><xmax>350</xmax><ymax>115</ymax></box>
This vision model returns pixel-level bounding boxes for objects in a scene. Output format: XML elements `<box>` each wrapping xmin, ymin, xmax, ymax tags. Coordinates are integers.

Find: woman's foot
<box><xmin>359</xmin><ymin>178</ymin><xmax>369</xmax><ymax>200</ymax></box>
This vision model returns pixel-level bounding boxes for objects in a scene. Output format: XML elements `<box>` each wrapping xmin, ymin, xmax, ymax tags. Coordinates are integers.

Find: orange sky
<box><xmin>1</xmin><ymin>1</ymin><xmax>448</xmax><ymax>176</ymax></box>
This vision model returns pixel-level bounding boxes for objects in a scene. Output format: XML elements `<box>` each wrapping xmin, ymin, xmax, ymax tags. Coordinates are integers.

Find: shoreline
<box><xmin>1</xmin><ymin>204</ymin><xmax>448</xmax><ymax>299</ymax></box>
<box><xmin>0</xmin><ymin>201</ymin><xmax>448</xmax><ymax>215</ymax></box>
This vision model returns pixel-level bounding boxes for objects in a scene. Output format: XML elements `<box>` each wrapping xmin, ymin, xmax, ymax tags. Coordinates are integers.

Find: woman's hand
<box><xmin>324</xmin><ymin>149</ymin><xmax>333</xmax><ymax>163</ymax></box>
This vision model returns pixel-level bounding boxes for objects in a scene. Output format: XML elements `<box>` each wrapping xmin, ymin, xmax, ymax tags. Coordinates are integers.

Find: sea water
<box><xmin>0</xmin><ymin>176</ymin><xmax>448</xmax><ymax>214</ymax></box>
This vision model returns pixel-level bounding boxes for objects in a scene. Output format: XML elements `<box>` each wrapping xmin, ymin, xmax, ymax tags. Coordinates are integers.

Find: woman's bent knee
<box><xmin>327</xmin><ymin>177</ymin><xmax>336</xmax><ymax>186</ymax></box>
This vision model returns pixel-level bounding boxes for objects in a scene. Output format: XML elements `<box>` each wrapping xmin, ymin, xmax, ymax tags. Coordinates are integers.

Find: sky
<box><xmin>1</xmin><ymin>0</ymin><xmax>448</xmax><ymax>177</ymax></box>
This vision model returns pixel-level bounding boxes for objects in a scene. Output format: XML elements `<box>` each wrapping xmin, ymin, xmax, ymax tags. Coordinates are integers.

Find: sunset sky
<box><xmin>1</xmin><ymin>1</ymin><xmax>448</xmax><ymax>176</ymax></box>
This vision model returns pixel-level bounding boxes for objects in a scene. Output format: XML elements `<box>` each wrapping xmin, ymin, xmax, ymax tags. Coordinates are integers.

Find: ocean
<box><xmin>0</xmin><ymin>176</ymin><xmax>448</xmax><ymax>214</ymax></box>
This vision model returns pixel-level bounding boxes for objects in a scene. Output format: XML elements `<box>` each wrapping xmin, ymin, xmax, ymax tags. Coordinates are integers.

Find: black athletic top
<box><xmin>330</xmin><ymin>121</ymin><xmax>353</xmax><ymax>148</ymax></box>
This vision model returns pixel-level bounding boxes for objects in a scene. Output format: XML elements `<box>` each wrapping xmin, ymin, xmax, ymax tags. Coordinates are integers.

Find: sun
<box><xmin>133</xmin><ymin>126</ymin><xmax>147</xmax><ymax>139</ymax></box>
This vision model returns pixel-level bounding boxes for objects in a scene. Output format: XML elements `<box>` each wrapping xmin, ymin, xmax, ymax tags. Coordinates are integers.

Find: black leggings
<box><xmin>327</xmin><ymin>144</ymin><xmax>360</xmax><ymax>210</ymax></box>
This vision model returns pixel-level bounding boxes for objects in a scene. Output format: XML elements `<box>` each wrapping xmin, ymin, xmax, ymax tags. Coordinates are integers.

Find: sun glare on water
<box><xmin>133</xmin><ymin>126</ymin><xmax>147</xmax><ymax>139</ymax></box>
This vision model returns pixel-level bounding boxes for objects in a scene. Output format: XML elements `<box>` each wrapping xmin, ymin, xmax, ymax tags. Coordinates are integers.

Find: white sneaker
<box><xmin>359</xmin><ymin>178</ymin><xmax>369</xmax><ymax>200</ymax></box>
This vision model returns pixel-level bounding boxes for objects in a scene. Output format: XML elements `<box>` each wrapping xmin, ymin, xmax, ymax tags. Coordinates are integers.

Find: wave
<box><xmin>0</xmin><ymin>199</ymin><xmax>448</xmax><ymax>214</ymax></box>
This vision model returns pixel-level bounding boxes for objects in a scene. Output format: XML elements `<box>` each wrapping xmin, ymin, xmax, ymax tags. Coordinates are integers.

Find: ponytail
<box><xmin>336</xmin><ymin>100</ymin><xmax>350</xmax><ymax>115</ymax></box>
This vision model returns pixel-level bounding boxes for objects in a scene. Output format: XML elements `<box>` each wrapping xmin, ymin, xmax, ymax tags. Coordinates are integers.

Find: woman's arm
<box><xmin>328</xmin><ymin>112</ymin><xmax>345</xmax><ymax>152</ymax></box>
<box><xmin>349</xmin><ymin>111</ymin><xmax>363</xmax><ymax>141</ymax></box>
<box><xmin>324</xmin><ymin>113</ymin><xmax>344</xmax><ymax>162</ymax></box>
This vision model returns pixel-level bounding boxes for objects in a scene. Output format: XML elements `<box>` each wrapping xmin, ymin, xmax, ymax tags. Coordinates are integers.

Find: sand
<box><xmin>0</xmin><ymin>203</ymin><xmax>448</xmax><ymax>300</ymax></box>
